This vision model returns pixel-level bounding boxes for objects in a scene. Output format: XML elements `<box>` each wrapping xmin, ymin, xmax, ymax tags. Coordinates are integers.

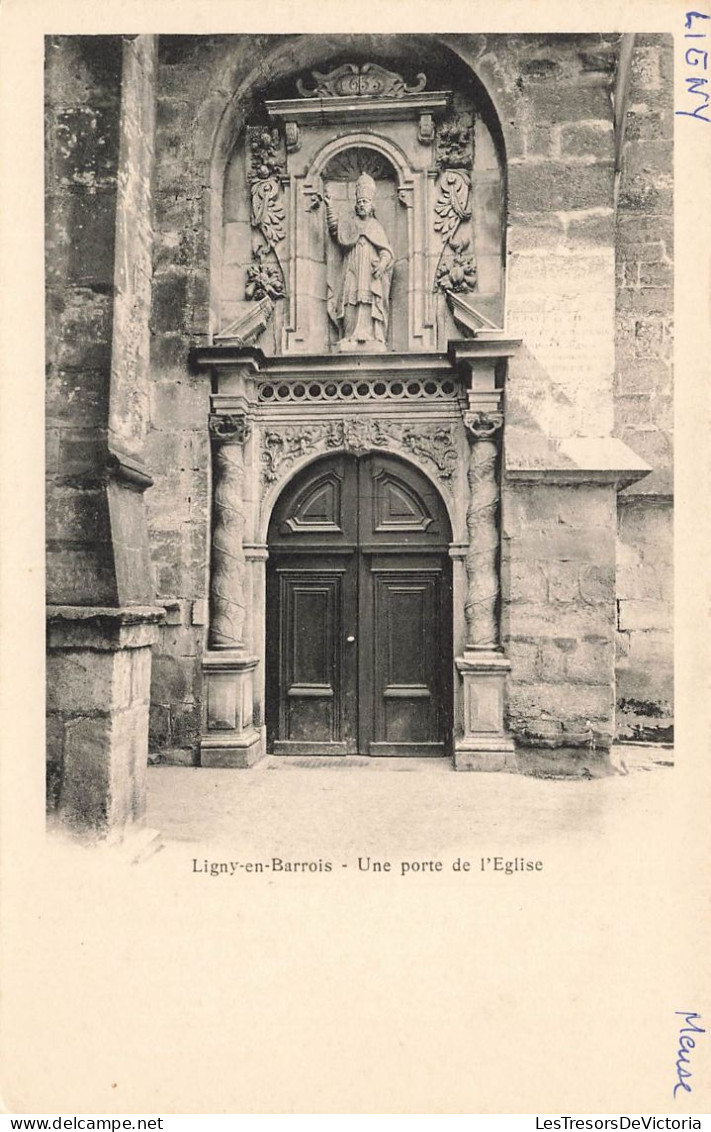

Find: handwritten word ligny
<box><xmin>677</xmin><ymin>11</ymin><xmax>711</xmax><ymax>122</ymax></box>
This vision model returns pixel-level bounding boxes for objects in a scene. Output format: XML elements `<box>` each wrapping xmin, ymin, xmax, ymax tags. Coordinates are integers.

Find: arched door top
<box><xmin>267</xmin><ymin>451</ymin><xmax>453</xmax><ymax>553</ymax></box>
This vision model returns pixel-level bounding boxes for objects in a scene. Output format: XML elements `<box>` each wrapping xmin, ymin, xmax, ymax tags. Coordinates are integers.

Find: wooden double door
<box><xmin>266</xmin><ymin>452</ymin><xmax>452</xmax><ymax>757</ymax></box>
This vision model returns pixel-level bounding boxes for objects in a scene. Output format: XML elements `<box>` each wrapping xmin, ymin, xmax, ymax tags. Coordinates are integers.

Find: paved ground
<box><xmin>145</xmin><ymin>744</ymin><xmax>674</xmax><ymax>859</ymax></box>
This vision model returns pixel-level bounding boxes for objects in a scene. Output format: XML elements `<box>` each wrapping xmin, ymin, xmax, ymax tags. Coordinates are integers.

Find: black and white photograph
<box><xmin>1</xmin><ymin>0</ymin><xmax>709</xmax><ymax>1117</ymax></box>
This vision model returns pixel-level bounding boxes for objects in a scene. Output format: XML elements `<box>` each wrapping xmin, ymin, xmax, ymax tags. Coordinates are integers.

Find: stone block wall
<box><xmin>46</xmin><ymin>36</ymin><xmax>123</xmax><ymax>605</ymax></box>
<box><xmin>614</xmin><ymin>36</ymin><xmax>673</xmax><ymax>742</ymax></box>
<box><xmin>502</xmin><ymin>484</ymin><xmax>617</xmax><ymax>753</ymax></box>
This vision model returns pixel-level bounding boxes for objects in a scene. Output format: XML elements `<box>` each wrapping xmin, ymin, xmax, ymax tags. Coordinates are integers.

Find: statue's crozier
<box><xmin>325</xmin><ymin>172</ymin><xmax>394</xmax><ymax>350</ymax></box>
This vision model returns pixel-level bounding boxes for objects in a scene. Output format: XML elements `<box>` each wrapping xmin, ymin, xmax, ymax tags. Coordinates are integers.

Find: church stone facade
<box><xmin>45</xmin><ymin>33</ymin><xmax>673</xmax><ymax>838</ymax></box>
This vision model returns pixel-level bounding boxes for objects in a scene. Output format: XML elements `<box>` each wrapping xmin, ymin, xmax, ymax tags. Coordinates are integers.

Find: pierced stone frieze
<box><xmin>257</xmin><ymin>374</ymin><xmax>459</xmax><ymax>404</ymax></box>
<box><xmin>209</xmin><ymin>413</ymin><xmax>252</xmax><ymax>649</ymax></box>
<box><xmin>296</xmin><ymin>63</ymin><xmax>427</xmax><ymax>100</ymax></box>
<box><xmin>260</xmin><ymin>419</ymin><xmax>460</xmax><ymax>491</ymax></box>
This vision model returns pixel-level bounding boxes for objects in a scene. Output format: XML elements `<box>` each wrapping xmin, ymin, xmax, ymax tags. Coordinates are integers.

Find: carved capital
<box><xmin>209</xmin><ymin>413</ymin><xmax>252</xmax><ymax>445</ymax></box>
<box><xmin>464</xmin><ymin>411</ymin><xmax>503</xmax><ymax>441</ymax></box>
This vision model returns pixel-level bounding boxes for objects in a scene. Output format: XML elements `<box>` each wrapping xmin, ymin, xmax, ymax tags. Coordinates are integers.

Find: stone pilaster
<box><xmin>209</xmin><ymin>413</ymin><xmax>250</xmax><ymax>649</ymax></box>
<box><xmin>202</xmin><ymin>412</ymin><xmax>263</xmax><ymax>767</ymax></box>
<box><xmin>463</xmin><ymin>411</ymin><xmax>502</xmax><ymax>650</ymax></box>
<box><xmin>455</xmin><ymin>410</ymin><xmax>515</xmax><ymax>769</ymax></box>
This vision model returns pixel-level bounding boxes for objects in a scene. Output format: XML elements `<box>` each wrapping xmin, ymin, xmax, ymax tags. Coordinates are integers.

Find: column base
<box><xmin>454</xmin><ymin>649</ymin><xmax>516</xmax><ymax>772</ymax></box>
<box><xmin>454</xmin><ymin>737</ymin><xmax>517</xmax><ymax>772</ymax></box>
<box><xmin>200</xmin><ymin>729</ymin><xmax>265</xmax><ymax>768</ymax></box>
<box><xmin>201</xmin><ymin>651</ymin><xmax>265</xmax><ymax>767</ymax></box>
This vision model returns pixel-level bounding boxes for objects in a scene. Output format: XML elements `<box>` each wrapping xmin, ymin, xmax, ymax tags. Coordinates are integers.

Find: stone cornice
<box><xmin>46</xmin><ymin>605</ymin><xmax>165</xmax><ymax>650</ymax></box>
<box><xmin>266</xmin><ymin>92</ymin><xmax>451</xmax><ymax>126</ymax></box>
<box><xmin>191</xmin><ymin>345</ymin><xmax>521</xmax><ymax>376</ymax></box>
<box><xmin>504</xmin><ymin>435</ymin><xmax>652</xmax><ymax>491</ymax></box>
<box><xmin>448</xmin><ymin>338</ymin><xmax>523</xmax><ymax>365</ymax></box>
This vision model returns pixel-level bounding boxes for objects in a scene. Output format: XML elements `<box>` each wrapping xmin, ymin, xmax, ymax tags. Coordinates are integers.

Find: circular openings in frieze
<box><xmin>257</xmin><ymin>376</ymin><xmax>459</xmax><ymax>404</ymax></box>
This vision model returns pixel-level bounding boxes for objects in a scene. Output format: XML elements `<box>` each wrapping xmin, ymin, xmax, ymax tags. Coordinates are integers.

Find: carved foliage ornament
<box><xmin>246</xmin><ymin>127</ymin><xmax>286</xmax><ymax>303</ymax></box>
<box><xmin>245</xmin><ymin>245</ymin><xmax>286</xmax><ymax>302</ymax></box>
<box><xmin>297</xmin><ymin>63</ymin><xmax>427</xmax><ymax>100</ymax></box>
<box><xmin>433</xmin><ymin>120</ymin><xmax>477</xmax><ymax>297</ymax></box>
<box><xmin>261</xmin><ymin>419</ymin><xmax>459</xmax><ymax>490</ymax></box>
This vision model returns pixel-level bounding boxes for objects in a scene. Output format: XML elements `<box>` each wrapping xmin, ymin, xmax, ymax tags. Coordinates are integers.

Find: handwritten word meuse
<box><xmin>677</xmin><ymin>11</ymin><xmax>711</xmax><ymax>122</ymax></box>
<box><xmin>673</xmin><ymin>1011</ymin><xmax>705</xmax><ymax>1099</ymax></box>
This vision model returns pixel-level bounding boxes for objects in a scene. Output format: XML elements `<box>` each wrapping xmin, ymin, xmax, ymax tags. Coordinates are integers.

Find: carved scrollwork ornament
<box><xmin>209</xmin><ymin>413</ymin><xmax>252</xmax><ymax>445</ymax></box>
<box><xmin>463</xmin><ymin>411</ymin><xmax>503</xmax><ymax>441</ymax></box>
<box><xmin>297</xmin><ymin>62</ymin><xmax>427</xmax><ymax>99</ymax></box>
<box><xmin>260</xmin><ymin>419</ymin><xmax>459</xmax><ymax>491</ymax></box>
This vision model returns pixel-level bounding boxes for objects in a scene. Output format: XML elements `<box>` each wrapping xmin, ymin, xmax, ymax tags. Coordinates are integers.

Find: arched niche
<box><xmin>214</xmin><ymin>39</ymin><xmax>507</xmax><ymax>354</ymax></box>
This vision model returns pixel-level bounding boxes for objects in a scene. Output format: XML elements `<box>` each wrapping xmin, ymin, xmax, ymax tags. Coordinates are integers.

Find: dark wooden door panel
<box><xmin>366</xmin><ymin>565</ymin><xmax>445</xmax><ymax>756</ymax></box>
<box><xmin>269</xmin><ymin>561</ymin><xmax>357</xmax><ymax>755</ymax></box>
<box><xmin>267</xmin><ymin>452</ymin><xmax>452</xmax><ymax>757</ymax></box>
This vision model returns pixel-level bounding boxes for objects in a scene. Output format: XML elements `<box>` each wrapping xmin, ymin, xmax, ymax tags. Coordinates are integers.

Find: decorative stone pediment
<box><xmin>296</xmin><ymin>62</ymin><xmax>427</xmax><ymax>100</ymax></box>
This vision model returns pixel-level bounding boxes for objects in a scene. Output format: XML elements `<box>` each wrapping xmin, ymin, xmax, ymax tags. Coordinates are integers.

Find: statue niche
<box><xmin>324</xmin><ymin>171</ymin><xmax>394</xmax><ymax>351</ymax></box>
<box><xmin>319</xmin><ymin>149</ymin><xmax>404</xmax><ymax>353</ymax></box>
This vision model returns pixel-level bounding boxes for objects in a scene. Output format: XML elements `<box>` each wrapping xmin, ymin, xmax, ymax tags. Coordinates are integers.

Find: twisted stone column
<box><xmin>463</xmin><ymin>411</ymin><xmax>503</xmax><ymax>650</ymax></box>
<box><xmin>209</xmin><ymin>413</ymin><xmax>251</xmax><ymax>650</ymax></box>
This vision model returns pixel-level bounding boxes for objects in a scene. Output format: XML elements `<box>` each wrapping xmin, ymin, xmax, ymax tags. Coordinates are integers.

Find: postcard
<box><xmin>0</xmin><ymin>0</ymin><xmax>709</xmax><ymax>1117</ymax></box>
